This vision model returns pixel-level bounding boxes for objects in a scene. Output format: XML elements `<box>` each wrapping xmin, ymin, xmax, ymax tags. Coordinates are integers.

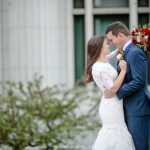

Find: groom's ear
<box><xmin>118</xmin><ymin>32</ymin><xmax>125</xmax><ymax>38</ymax></box>
<box><xmin>118</xmin><ymin>32</ymin><xmax>122</xmax><ymax>37</ymax></box>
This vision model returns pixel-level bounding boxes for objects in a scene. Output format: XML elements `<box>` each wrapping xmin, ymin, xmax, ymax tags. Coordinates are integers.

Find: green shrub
<box><xmin>0</xmin><ymin>77</ymin><xmax>101</xmax><ymax>150</ymax></box>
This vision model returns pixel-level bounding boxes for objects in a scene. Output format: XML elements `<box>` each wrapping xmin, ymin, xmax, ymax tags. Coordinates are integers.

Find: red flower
<box><xmin>148</xmin><ymin>40</ymin><xmax>150</xmax><ymax>46</ymax></box>
<box><xmin>143</xmin><ymin>28</ymin><xmax>150</xmax><ymax>35</ymax></box>
<box><xmin>132</xmin><ymin>39</ymin><xmax>138</xmax><ymax>44</ymax></box>
<box><xmin>131</xmin><ymin>30</ymin><xmax>135</xmax><ymax>35</ymax></box>
<box><xmin>131</xmin><ymin>24</ymin><xmax>150</xmax><ymax>56</ymax></box>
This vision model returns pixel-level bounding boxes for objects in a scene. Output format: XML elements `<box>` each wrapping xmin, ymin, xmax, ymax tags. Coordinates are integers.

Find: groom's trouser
<box><xmin>125</xmin><ymin>115</ymin><xmax>150</xmax><ymax>150</ymax></box>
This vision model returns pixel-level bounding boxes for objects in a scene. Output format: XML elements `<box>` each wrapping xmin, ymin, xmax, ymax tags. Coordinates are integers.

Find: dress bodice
<box><xmin>92</xmin><ymin>62</ymin><xmax>118</xmax><ymax>93</ymax></box>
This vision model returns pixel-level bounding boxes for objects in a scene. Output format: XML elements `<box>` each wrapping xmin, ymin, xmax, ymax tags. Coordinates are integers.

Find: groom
<box><xmin>105</xmin><ymin>21</ymin><xmax>150</xmax><ymax>150</ymax></box>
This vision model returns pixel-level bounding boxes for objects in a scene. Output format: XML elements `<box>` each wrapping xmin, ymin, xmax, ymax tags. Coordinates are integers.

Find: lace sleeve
<box><xmin>105</xmin><ymin>49</ymin><xmax>118</xmax><ymax>62</ymax></box>
<box><xmin>99</xmin><ymin>71</ymin><xmax>114</xmax><ymax>90</ymax></box>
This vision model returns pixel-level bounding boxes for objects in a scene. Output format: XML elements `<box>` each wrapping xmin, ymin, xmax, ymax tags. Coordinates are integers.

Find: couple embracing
<box><xmin>85</xmin><ymin>21</ymin><xmax>150</xmax><ymax>150</ymax></box>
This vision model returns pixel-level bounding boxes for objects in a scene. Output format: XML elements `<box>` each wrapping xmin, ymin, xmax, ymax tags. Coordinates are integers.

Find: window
<box><xmin>74</xmin><ymin>16</ymin><xmax>85</xmax><ymax>81</ymax></box>
<box><xmin>138</xmin><ymin>0</ymin><xmax>149</xmax><ymax>7</ymax></box>
<box><xmin>93</xmin><ymin>0</ymin><xmax>129</xmax><ymax>8</ymax></box>
<box><xmin>94</xmin><ymin>15</ymin><xmax>129</xmax><ymax>35</ymax></box>
<box><xmin>138</xmin><ymin>14</ymin><xmax>149</xmax><ymax>25</ymax></box>
<box><xmin>73</xmin><ymin>0</ymin><xmax>84</xmax><ymax>8</ymax></box>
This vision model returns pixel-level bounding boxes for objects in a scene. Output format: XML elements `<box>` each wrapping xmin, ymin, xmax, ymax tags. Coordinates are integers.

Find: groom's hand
<box><xmin>104</xmin><ymin>90</ymin><xmax>115</xmax><ymax>99</ymax></box>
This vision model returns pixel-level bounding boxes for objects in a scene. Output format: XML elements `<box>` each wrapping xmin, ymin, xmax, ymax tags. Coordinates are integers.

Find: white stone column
<box><xmin>0</xmin><ymin>0</ymin><xmax>75</xmax><ymax>86</ymax></box>
<box><xmin>85</xmin><ymin>0</ymin><xmax>93</xmax><ymax>44</ymax></box>
<box><xmin>0</xmin><ymin>0</ymin><xmax>2</xmax><ymax>82</ymax></box>
<box><xmin>0</xmin><ymin>0</ymin><xmax>69</xmax><ymax>85</ymax></box>
<box><xmin>85</xmin><ymin>0</ymin><xmax>93</xmax><ymax>52</ymax></box>
<box><xmin>85</xmin><ymin>0</ymin><xmax>93</xmax><ymax>43</ymax></box>
<box><xmin>66</xmin><ymin>0</ymin><xmax>74</xmax><ymax>86</ymax></box>
<box><xmin>129</xmin><ymin>0</ymin><xmax>138</xmax><ymax>30</ymax></box>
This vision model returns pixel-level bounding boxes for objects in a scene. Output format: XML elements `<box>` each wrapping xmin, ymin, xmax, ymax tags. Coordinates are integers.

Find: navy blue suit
<box><xmin>116</xmin><ymin>42</ymin><xmax>150</xmax><ymax>150</ymax></box>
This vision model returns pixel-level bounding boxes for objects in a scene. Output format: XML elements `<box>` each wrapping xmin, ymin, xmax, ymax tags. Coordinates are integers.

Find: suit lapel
<box><xmin>124</xmin><ymin>42</ymin><xmax>134</xmax><ymax>59</ymax></box>
<box><xmin>117</xmin><ymin>42</ymin><xmax>134</xmax><ymax>74</ymax></box>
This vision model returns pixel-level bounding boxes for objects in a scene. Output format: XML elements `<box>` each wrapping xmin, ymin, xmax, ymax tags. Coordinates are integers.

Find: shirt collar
<box><xmin>123</xmin><ymin>39</ymin><xmax>132</xmax><ymax>51</ymax></box>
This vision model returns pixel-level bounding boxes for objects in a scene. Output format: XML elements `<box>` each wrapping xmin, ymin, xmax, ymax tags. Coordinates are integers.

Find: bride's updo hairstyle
<box><xmin>84</xmin><ymin>35</ymin><xmax>106</xmax><ymax>83</ymax></box>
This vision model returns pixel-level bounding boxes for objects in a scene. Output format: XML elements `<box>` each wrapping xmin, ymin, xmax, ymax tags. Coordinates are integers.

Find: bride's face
<box><xmin>101</xmin><ymin>38</ymin><xmax>110</xmax><ymax>55</ymax></box>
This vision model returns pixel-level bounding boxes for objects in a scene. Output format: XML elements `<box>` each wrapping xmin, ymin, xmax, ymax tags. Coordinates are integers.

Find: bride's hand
<box><xmin>116</xmin><ymin>48</ymin><xmax>119</xmax><ymax>54</ymax></box>
<box><xmin>119</xmin><ymin>60</ymin><xmax>127</xmax><ymax>72</ymax></box>
<box><xmin>104</xmin><ymin>89</ymin><xmax>115</xmax><ymax>99</ymax></box>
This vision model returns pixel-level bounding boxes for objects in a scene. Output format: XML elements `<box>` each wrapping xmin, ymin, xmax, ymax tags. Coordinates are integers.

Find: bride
<box><xmin>84</xmin><ymin>35</ymin><xmax>135</xmax><ymax>150</ymax></box>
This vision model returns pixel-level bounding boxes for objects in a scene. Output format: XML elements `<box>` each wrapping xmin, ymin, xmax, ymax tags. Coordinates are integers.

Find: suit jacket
<box><xmin>116</xmin><ymin>42</ymin><xmax>150</xmax><ymax>116</ymax></box>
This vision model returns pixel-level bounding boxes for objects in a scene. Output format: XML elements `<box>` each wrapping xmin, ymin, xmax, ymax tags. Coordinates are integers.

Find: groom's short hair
<box><xmin>105</xmin><ymin>21</ymin><xmax>130</xmax><ymax>37</ymax></box>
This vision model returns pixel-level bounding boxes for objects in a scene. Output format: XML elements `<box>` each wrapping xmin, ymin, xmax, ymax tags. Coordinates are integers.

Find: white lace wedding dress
<box><xmin>91</xmin><ymin>51</ymin><xmax>135</xmax><ymax>150</ymax></box>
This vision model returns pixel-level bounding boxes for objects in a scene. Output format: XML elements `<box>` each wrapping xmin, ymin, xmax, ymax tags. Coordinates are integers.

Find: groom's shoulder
<box><xmin>128</xmin><ymin>43</ymin><xmax>145</xmax><ymax>56</ymax></box>
<box><xmin>129</xmin><ymin>42</ymin><xmax>140</xmax><ymax>51</ymax></box>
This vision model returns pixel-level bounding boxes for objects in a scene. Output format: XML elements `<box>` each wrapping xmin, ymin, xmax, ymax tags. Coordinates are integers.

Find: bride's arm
<box><xmin>103</xmin><ymin>60</ymin><xmax>127</xmax><ymax>98</ymax></box>
<box><xmin>105</xmin><ymin>49</ymin><xmax>119</xmax><ymax>62</ymax></box>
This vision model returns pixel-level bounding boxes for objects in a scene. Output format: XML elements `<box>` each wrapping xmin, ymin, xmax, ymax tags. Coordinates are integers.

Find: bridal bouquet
<box><xmin>131</xmin><ymin>23</ymin><xmax>150</xmax><ymax>56</ymax></box>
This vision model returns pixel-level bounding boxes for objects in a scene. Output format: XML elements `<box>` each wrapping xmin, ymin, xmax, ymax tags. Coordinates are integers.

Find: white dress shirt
<box><xmin>123</xmin><ymin>39</ymin><xmax>132</xmax><ymax>51</ymax></box>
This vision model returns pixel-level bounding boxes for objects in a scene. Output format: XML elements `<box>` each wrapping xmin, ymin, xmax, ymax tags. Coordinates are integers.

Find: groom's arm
<box><xmin>116</xmin><ymin>50</ymin><xmax>147</xmax><ymax>99</ymax></box>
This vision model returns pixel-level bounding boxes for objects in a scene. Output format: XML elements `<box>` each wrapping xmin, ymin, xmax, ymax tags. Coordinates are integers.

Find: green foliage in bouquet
<box><xmin>0</xmin><ymin>76</ymin><xmax>100</xmax><ymax>150</ymax></box>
